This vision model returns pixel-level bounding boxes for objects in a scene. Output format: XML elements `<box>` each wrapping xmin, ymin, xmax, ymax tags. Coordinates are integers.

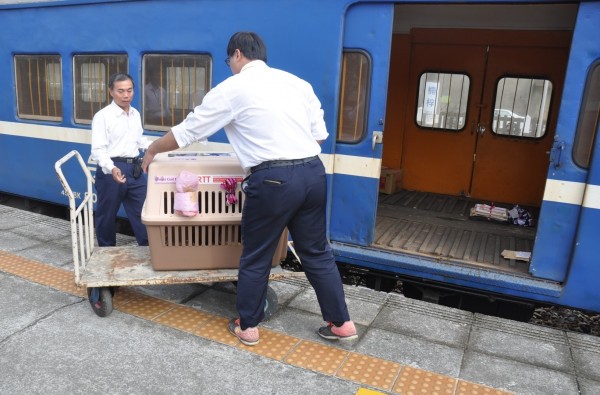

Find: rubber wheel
<box><xmin>263</xmin><ymin>285</ymin><xmax>279</xmax><ymax>321</ymax></box>
<box><xmin>87</xmin><ymin>287</ymin><xmax>114</xmax><ymax>317</ymax></box>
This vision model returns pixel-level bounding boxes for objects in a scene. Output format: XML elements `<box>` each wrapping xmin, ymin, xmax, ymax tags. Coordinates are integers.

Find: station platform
<box><xmin>1</xmin><ymin>204</ymin><xmax>599</xmax><ymax>395</ymax></box>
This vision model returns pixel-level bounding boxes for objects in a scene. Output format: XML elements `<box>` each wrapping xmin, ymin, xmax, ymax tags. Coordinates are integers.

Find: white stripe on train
<box><xmin>2</xmin><ymin>121</ymin><xmax>598</xmax><ymax>209</ymax></box>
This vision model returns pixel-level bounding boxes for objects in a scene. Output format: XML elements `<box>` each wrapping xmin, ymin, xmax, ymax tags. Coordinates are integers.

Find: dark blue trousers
<box><xmin>237</xmin><ymin>158</ymin><xmax>350</xmax><ymax>329</ymax></box>
<box><xmin>94</xmin><ymin>162</ymin><xmax>148</xmax><ymax>246</ymax></box>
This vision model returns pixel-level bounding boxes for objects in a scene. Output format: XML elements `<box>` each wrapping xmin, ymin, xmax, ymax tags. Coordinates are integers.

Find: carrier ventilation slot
<box><xmin>162</xmin><ymin>224</ymin><xmax>242</xmax><ymax>247</ymax></box>
<box><xmin>161</xmin><ymin>190</ymin><xmax>244</xmax><ymax>214</ymax></box>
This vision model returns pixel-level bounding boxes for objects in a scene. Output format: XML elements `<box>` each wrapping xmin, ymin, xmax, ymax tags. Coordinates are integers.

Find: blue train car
<box><xmin>1</xmin><ymin>0</ymin><xmax>599</xmax><ymax>317</ymax></box>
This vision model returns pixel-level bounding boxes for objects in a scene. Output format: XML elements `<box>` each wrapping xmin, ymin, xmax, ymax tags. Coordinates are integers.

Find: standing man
<box><xmin>91</xmin><ymin>73</ymin><xmax>151</xmax><ymax>247</ymax></box>
<box><xmin>141</xmin><ymin>32</ymin><xmax>357</xmax><ymax>346</ymax></box>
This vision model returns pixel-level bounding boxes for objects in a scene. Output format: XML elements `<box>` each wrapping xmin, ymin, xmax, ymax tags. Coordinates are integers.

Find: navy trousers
<box><xmin>94</xmin><ymin>162</ymin><xmax>148</xmax><ymax>246</ymax></box>
<box><xmin>237</xmin><ymin>158</ymin><xmax>350</xmax><ymax>329</ymax></box>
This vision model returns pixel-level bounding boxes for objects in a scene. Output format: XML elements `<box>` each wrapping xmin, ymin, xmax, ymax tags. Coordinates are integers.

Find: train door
<box><xmin>328</xmin><ymin>3</ymin><xmax>393</xmax><ymax>245</ymax></box>
<box><xmin>402</xmin><ymin>29</ymin><xmax>570</xmax><ymax>206</ymax></box>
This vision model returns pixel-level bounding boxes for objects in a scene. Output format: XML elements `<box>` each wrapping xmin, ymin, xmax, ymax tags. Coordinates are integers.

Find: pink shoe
<box><xmin>317</xmin><ymin>321</ymin><xmax>358</xmax><ymax>340</ymax></box>
<box><xmin>228</xmin><ymin>318</ymin><xmax>259</xmax><ymax>346</ymax></box>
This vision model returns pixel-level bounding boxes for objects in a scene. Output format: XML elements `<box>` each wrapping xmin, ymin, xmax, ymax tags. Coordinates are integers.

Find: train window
<box><xmin>73</xmin><ymin>54</ymin><xmax>128</xmax><ymax>124</ymax></box>
<box><xmin>416</xmin><ymin>73</ymin><xmax>469</xmax><ymax>130</ymax></box>
<box><xmin>492</xmin><ymin>77</ymin><xmax>552</xmax><ymax>138</ymax></box>
<box><xmin>573</xmin><ymin>62</ymin><xmax>600</xmax><ymax>169</ymax></box>
<box><xmin>143</xmin><ymin>54</ymin><xmax>211</xmax><ymax>131</ymax></box>
<box><xmin>14</xmin><ymin>55</ymin><xmax>62</xmax><ymax>121</ymax></box>
<box><xmin>337</xmin><ymin>51</ymin><xmax>370</xmax><ymax>143</ymax></box>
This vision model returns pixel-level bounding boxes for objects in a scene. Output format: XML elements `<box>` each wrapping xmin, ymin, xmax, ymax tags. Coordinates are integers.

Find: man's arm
<box><xmin>141</xmin><ymin>130</ymin><xmax>180</xmax><ymax>172</ymax></box>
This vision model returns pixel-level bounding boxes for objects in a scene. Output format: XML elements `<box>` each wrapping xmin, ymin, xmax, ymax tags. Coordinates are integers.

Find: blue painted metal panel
<box><xmin>329</xmin><ymin>2</ymin><xmax>393</xmax><ymax>245</ymax></box>
<box><xmin>530</xmin><ymin>2</ymin><xmax>600</xmax><ymax>282</ymax></box>
<box><xmin>0</xmin><ymin>0</ymin><xmax>349</xmax><ymax>215</ymax></box>
<box><xmin>332</xmin><ymin>242</ymin><xmax>563</xmax><ymax>300</ymax></box>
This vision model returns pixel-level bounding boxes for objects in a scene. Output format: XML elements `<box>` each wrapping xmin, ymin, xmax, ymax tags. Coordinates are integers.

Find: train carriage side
<box><xmin>1</xmin><ymin>0</ymin><xmax>600</xmax><ymax>316</ymax></box>
<box><xmin>0</xmin><ymin>0</ymin><xmax>350</xmax><ymax>217</ymax></box>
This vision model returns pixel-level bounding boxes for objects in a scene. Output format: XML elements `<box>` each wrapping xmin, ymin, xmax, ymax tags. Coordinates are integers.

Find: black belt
<box><xmin>111</xmin><ymin>157</ymin><xmax>136</xmax><ymax>164</ymax></box>
<box><xmin>250</xmin><ymin>156</ymin><xmax>318</xmax><ymax>173</ymax></box>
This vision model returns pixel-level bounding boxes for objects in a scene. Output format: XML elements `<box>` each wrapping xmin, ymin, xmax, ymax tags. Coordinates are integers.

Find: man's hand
<box><xmin>142</xmin><ymin>151</ymin><xmax>156</xmax><ymax>173</ymax></box>
<box><xmin>142</xmin><ymin>130</ymin><xmax>180</xmax><ymax>173</ymax></box>
<box><xmin>112</xmin><ymin>167</ymin><xmax>126</xmax><ymax>183</ymax></box>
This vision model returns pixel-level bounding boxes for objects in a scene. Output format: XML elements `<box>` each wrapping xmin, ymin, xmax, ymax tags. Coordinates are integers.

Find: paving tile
<box><xmin>392</xmin><ymin>366</ymin><xmax>456</xmax><ymax>394</ymax></box>
<box><xmin>239</xmin><ymin>328</ymin><xmax>301</xmax><ymax>360</ymax></box>
<box><xmin>567</xmin><ymin>331</ymin><xmax>600</xmax><ymax>381</ymax></box>
<box><xmin>469</xmin><ymin>326</ymin><xmax>573</xmax><ymax>373</ymax></box>
<box><xmin>460</xmin><ymin>350</ymin><xmax>579</xmax><ymax>395</ymax></box>
<box><xmin>153</xmin><ymin>305</ymin><xmax>214</xmax><ymax>333</ymax></box>
<box><xmin>337</xmin><ymin>352</ymin><xmax>401</xmax><ymax>391</ymax></box>
<box><xmin>356</xmin><ymin>327</ymin><xmax>465</xmax><ymax>377</ymax></box>
<box><xmin>284</xmin><ymin>340</ymin><xmax>349</xmax><ymax>375</ymax></box>
<box><xmin>116</xmin><ymin>292</ymin><xmax>176</xmax><ymax>320</ymax></box>
<box><xmin>372</xmin><ymin>303</ymin><xmax>471</xmax><ymax>347</ymax></box>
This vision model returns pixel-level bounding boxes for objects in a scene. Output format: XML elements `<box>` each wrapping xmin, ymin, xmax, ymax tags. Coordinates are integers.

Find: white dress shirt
<box><xmin>172</xmin><ymin>60</ymin><xmax>328</xmax><ymax>173</ymax></box>
<box><xmin>91</xmin><ymin>101</ymin><xmax>152</xmax><ymax>175</ymax></box>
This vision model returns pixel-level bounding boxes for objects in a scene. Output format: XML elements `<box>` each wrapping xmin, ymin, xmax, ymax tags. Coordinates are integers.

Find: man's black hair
<box><xmin>227</xmin><ymin>32</ymin><xmax>267</xmax><ymax>62</ymax></box>
<box><xmin>109</xmin><ymin>73</ymin><xmax>134</xmax><ymax>89</ymax></box>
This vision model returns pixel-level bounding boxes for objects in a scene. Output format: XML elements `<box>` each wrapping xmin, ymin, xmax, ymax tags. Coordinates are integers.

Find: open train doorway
<box><xmin>375</xmin><ymin>4</ymin><xmax>577</xmax><ymax>276</ymax></box>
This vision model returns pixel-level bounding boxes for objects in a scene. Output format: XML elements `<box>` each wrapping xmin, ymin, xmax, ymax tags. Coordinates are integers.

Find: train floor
<box><xmin>1</xmin><ymin>204</ymin><xmax>599</xmax><ymax>395</ymax></box>
<box><xmin>376</xmin><ymin>190</ymin><xmax>539</xmax><ymax>275</ymax></box>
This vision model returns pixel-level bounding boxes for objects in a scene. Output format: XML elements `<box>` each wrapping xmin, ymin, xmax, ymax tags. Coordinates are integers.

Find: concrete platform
<box><xmin>1</xmin><ymin>204</ymin><xmax>599</xmax><ymax>395</ymax></box>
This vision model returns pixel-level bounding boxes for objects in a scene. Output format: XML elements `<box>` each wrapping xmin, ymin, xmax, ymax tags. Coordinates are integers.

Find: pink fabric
<box><xmin>176</xmin><ymin>170</ymin><xmax>199</xmax><ymax>192</ymax></box>
<box><xmin>174</xmin><ymin>192</ymin><xmax>198</xmax><ymax>217</ymax></box>
<box><xmin>174</xmin><ymin>171</ymin><xmax>199</xmax><ymax>216</ymax></box>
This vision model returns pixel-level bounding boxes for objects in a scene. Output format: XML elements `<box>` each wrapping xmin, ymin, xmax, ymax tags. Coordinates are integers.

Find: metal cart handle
<box><xmin>55</xmin><ymin>150</ymin><xmax>95</xmax><ymax>284</ymax></box>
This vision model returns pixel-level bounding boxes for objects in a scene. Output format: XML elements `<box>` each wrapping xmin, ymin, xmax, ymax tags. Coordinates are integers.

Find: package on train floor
<box><xmin>142</xmin><ymin>152</ymin><xmax>288</xmax><ymax>271</ymax></box>
<box><xmin>379</xmin><ymin>167</ymin><xmax>403</xmax><ymax>194</ymax></box>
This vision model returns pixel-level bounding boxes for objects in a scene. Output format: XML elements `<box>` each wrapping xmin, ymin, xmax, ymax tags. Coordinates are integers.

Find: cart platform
<box><xmin>81</xmin><ymin>245</ymin><xmax>303</xmax><ymax>288</ymax></box>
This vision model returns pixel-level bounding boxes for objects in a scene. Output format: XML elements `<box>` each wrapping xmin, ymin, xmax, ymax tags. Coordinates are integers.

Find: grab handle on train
<box><xmin>372</xmin><ymin>131</ymin><xmax>383</xmax><ymax>150</ymax></box>
<box><xmin>549</xmin><ymin>137</ymin><xmax>565</xmax><ymax>169</ymax></box>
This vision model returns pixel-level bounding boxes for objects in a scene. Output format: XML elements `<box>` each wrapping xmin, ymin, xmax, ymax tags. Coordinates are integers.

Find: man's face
<box><xmin>110</xmin><ymin>79</ymin><xmax>134</xmax><ymax>109</ymax></box>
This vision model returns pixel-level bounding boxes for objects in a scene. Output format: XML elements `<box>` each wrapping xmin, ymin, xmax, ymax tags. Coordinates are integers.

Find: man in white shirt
<box><xmin>142</xmin><ymin>32</ymin><xmax>357</xmax><ymax>345</ymax></box>
<box><xmin>91</xmin><ymin>73</ymin><xmax>152</xmax><ymax>247</ymax></box>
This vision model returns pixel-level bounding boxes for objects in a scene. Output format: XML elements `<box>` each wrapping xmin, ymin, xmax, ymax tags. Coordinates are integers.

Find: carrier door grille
<box><xmin>161</xmin><ymin>190</ymin><xmax>244</xmax><ymax>214</ymax></box>
<box><xmin>162</xmin><ymin>224</ymin><xmax>242</xmax><ymax>247</ymax></box>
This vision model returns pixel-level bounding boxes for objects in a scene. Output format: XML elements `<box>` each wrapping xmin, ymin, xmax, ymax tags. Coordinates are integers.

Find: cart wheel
<box><xmin>263</xmin><ymin>285</ymin><xmax>278</xmax><ymax>321</ymax></box>
<box><xmin>87</xmin><ymin>287</ymin><xmax>113</xmax><ymax>317</ymax></box>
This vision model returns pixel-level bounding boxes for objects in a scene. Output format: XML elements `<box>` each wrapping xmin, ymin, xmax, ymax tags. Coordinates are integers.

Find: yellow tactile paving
<box><xmin>193</xmin><ymin>316</ymin><xmax>241</xmax><ymax>346</ymax></box>
<box><xmin>1</xmin><ymin>256</ymin><xmax>49</xmax><ymax>278</ymax></box>
<box><xmin>115</xmin><ymin>292</ymin><xmax>176</xmax><ymax>319</ymax></box>
<box><xmin>112</xmin><ymin>287</ymin><xmax>139</xmax><ymax>306</ymax></box>
<box><xmin>392</xmin><ymin>366</ymin><xmax>457</xmax><ymax>394</ymax></box>
<box><xmin>52</xmin><ymin>281</ymin><xmax>88</xmax><ymax>298</ymax></box>
<box><xmin>0</xmin><ymin>250</ymin><xmax>518</xmax><ymax>395</ymax></box>
<box><xmin>337</xmin><ymin>352</ymin><xmax>401</xmax><ymax>391</ymax></box>
<box><xmin>0</xmin><ymin>250</ymin><xmax>21</xmax><ymax>269</ymax></box>
<box><xmin>456</xmin><ymin>380</ymin><xmax>515</xmax><ymax>395</ymax></box>
<box><xmin>239</xmin><ymin>328</ymin><xmax>301</xmax><ymax>360</ymax></box>
<box><xmin>153</xmin><ymin>305</ymin><xmax>215</xmax><ymax>333</ymax></box>
<box><xmin>284</xmin><ymin>340</ymin><xmax>349</xmax><ymax>375</ymax></box>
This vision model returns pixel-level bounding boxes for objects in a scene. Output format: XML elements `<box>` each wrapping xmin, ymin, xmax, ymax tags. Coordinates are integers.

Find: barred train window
<box><xmin>573</xmin><ymin>62</ymin><xmax>600</xmax><ymax>168</ymax></box>
<box><xmin>492</xmin><ymin>77</ymin><xmax>552</xmax><ymax>138</ymax></box>
<box><xmin>337</xmin><ymin>51</ymin><xmax>370</xmax><ymax>143</ymax></box>
<box><xmin>416</xmin><ymin>73</ymin><xmax>469</xmax><ymax>130</ymax></box>
<box><xmin>73</xmin><ymin>54</ymin><xmax>128</xmax><ymax>124</ymax></box>
<box><xmin>14</xmin><ymin>55</ymin><xmax>62</xmax><ymax>121</ymax></box>
<box><xmin>143</xmin><ymin>54</ymin><xmax>212</xmax><ymax>131</ymax></box>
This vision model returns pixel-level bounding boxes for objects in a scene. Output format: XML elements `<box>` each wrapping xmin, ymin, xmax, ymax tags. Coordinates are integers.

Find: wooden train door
<box><xmin>472</xmin><ymin>41</ymin><xmax>569</xmax><ymax>205</ymax></box>
<box><xmin>401</xmin><ymin>29</ymin><xmax>570</xmax><ymax>206</ymax></box>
